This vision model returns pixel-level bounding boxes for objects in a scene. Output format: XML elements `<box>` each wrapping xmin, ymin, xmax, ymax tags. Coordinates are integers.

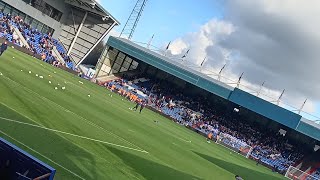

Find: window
<box><xmin>114</xmin><ymin>53</ymin><xmax>125</xmax><ymax>65</ymax></box>
<box><xmin>18</xmin><ymin>13</ymin><xmax>26</xmax><ymax>20</ymax></box>
<box><xmin>11</xmin><ymin>9</ymin><xmax>20</xmax><ymax>16</ymax></box>
<box><xmin>25</xmin><ymin>16</ymin><xmax>32</xmax><ymax>24</ymax></box>
<box><xmin>36</xmin><ymin>22</ymin><xmax>44</xmax><ymax>31</ymax></box>
<box><xmin>41</xmin><ymin>25</ymin><xmax>49</xmax><ymax>33</ymax></box>
<box><xmin>112</xmin><ymin>63</ymin><xmax>121</xmax><ymax>73</ymax></box>
<box><xmin>32</xmin><ymin>0</ymin><xmax>46</xmax><ymax>11</ymax></box>
<box><xmin>48</xmin><ymin>27</ymin><xmax>54</xmax><ymax>35</ymax></box>
<box><xmin>28</xmin><ymin>0</ymin><xmax>63</xmax><ymax>21</ymax></box>
<box><xmin>22</xmin><ymin>0</ymin><xmax>32</xmax><ymax>4</ymax></box>
<box><xmin>122</xmin><ymin>56</ymin><xmax>132</xmax><ymax>70</ymax></box>
<box><xmin>130</xmin><ymin>61</ymin><xmax>139</xmax><ymax>70</ymax></box>
<box><xmin>43</xmin><ymin>4</ymin><xmax>53</xmax><ymax>17</ymax></box>
<box><xmin>51</xmin><ymin>8</ymin><xmax>62</xmax><ymax>21</ymax></box>
<box><xmin>107</xmin><ymin>48</ymin><xmax>118</xmax><ymax>64</ymax></box>
<box><xmin>3</xmin><ymin>6</ymin><xmax>11</xmax><ymax>14</ymax></box>
<box><xmin>0</xmin><ymin>2</ymin><xmax>5</xmax><ymax>10</ymax></box>
<box><xmin>31</xmin><ymin>19</ymin><xmax>40</xmax><ymax>29</ymax></box>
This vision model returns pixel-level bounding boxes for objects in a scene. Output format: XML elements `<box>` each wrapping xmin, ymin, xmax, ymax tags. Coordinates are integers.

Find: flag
<box><xmin>279</xmin><ymin>89</ymin><xmax>285</xmax><ymax>100</ymax></box>
<box><xmin>200</xmin><ymin>56</ymin><xmax>206</xmax><ymax>66</ymax></box>
<box><xmin>238</xmin><ymin>72</ymin><xmax>244</xmax><ymax>82</ymax></box>
<box><xmin>165</xmin><ymin>41</ymin><xmax>171</xmax><ymax>50</ymax></box>
<box><xmin>147</xmin><ymin>34</ymin><xmax>154</xmax><ymax>49</ymax></box>
<box><xmin>219</xmin><ymin>64</ymin><xmax>226</xmax><ymax>74</ymax></box>
<box><xmin>236</xmin><ymin>72</ymin><xmax>244</xmax><ymax>88</ymax></box>
<box><xmin>302</xmin><ymin>98</ymin><xmax>307</xmax><ymax>105</ymax></box>
<box><xmin>182</xmin><ymin>49</ymin><xmax>190</xmax><ymax>58</ymax></box>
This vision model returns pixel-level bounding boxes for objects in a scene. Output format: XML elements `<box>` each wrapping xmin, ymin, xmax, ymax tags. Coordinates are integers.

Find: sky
<box><xmin>98</xmin><ymin>0</ymin><xmax>320</xmax><ymax>123</ymax></box>
<box><xmin>99</xmin><ymin>0</ymin><xmax>223</xmax><ymax>46</ymax></box>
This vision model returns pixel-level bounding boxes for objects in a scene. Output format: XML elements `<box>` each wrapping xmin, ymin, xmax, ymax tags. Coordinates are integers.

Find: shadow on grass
<box><xmin>107</xmin><ymin>146</ymin><xmax>203</xmax><ymax>180</ymax></box>
<box><xmin>193</xmin><ymin>151</ymin><xmax>284</xmax><ymax>180</ymax></box>
<box><xmin>0</xmin><ymin>103</ymin><xmax>99</xmax><ymax>180</ymax></box>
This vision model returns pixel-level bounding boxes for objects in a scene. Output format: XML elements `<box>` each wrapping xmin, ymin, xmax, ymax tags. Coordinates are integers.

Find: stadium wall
<box><xmin>228</xmin><ymin>88</ymin><xmax>301</xmax><ymax>129</ymax></box>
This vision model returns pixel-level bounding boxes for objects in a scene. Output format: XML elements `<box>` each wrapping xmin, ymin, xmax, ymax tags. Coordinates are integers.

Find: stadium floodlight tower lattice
<box><xmin>119</xmin><ymin>0</ymin><xmax>148</xmax><ymax>40</ymax></box>
<box><xmin>1</xmin><ymin>0</ymin><xmax>119</xmax><ymax>68</ymax></box>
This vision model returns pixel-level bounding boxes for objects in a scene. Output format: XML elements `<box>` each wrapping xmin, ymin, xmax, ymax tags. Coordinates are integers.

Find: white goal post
<box><xmin>285</xmin><ymin>166</ymin><xmax>319</xmax><ymax>180</ymax></box>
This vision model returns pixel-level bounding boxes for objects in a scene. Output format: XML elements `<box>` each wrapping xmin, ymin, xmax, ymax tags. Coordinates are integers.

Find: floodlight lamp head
<box><xmin>89</xmin><ymin>2</ymin><xmax>96</xmax><ymax>8</ymax></box>
<box><xmin>102</xmin><ymin>15</ymin><xmax>110</xmax><ymax>21</ymax></box>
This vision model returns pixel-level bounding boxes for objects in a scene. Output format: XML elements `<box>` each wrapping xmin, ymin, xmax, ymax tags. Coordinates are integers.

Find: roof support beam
<box><xmin>67</xmin><ymin>11</ymin><xmax>88</xmax><ymax>56</ymax></box>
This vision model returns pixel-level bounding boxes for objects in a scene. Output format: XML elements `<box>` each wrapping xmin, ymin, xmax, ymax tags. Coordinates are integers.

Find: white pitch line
<box><xmin>0</xmin><ymin>129</ymin><xmax>86</xmax><ymax>180</ymax></box>
<box><xmin>176</xmin><ymin>136</ymin><xmax>192</xmax><ymax>143</ymax></box>
<box><xmin>1</xmin><ymin>74</ymin><xmax>147</xmax><ymax>152</ymax></box>
<box><xmin>0</xmin><ymin>116</ymin><xmax>149</xmax><ymax>154</ymax></box>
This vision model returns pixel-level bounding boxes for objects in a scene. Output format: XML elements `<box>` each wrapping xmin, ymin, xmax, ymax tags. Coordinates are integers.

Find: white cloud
<box><xmin>169</xmin><ymin>38</ymin><xmax>188</xmax><ymax>55</ymax></box>
<box><xmin>167</xmin><ymin>0</ymin><xmax>320</xmax><ymax>119</ymax></box>
<box><xmin>169</xmin><ymin>19</ymin><xmax>234</xmax><ymax>65</ymax></box>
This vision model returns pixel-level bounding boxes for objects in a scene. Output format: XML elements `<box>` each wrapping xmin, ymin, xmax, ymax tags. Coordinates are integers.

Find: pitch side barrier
<box><xmin>0</xmin><ymin>137</ymin><xmax>56</xmax><ymax>180</ymax></box>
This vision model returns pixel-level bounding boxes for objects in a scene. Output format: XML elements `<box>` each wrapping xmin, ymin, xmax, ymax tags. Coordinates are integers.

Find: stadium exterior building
<box><xmin>96</xmin><ymin>36</ymin><xmax>320</xmax><ymax>147</ymax></box>
<box><xmin>0</xmin><ymin>0</ymin><xmax>119</xmax><ymax>66</ymax></box>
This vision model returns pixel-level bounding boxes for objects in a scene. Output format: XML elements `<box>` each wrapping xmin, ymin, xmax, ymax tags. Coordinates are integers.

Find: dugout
<box><xmin>95</xmin><ymin>36</ymin><xmax>320</xmax><ymax>152</ymax></box>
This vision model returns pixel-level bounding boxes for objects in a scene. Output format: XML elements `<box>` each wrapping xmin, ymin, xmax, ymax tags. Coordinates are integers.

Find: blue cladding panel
<box><xmin>196</xmin><ymin>78</ymin><xmax>232</xmax><ymax>99</ymax></box>
<box><xmin>107</xmin><ymin>37</ymin><xmax>232</xmax><ymax>99</ymax></box>
<box><xmin>296</xmin><ymin>120</ymin><xmax>320</xmax><ymax>141</ymax></box>
<box><xmin>228</xmin><ymin>88</ymin><xmax>301</xmax><ymax>129</ymax></box>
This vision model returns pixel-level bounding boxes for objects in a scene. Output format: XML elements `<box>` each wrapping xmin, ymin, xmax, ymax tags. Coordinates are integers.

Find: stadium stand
<box><xmin>94</xmin><ymin>36</ymin><xmax>320</xmax><ymax>178</ymax></box>
<box><xmin>99</xmin><ymin>75</ymin><xmax>307</xmax><ymax>173</ymax></box>
<box><xmin>0</xmin><ymin>0</ymin><xmax>119</xmax><ymax>69</ymax></box>
<box><xmin>0</xmin><ymin>11</ymin><xmax>75</xmax><ymax>69</ymax></box>
<box><xmin>307</xmin><ymin>168</ymin><xmax>320</xmax><ymax>180</ymax></box>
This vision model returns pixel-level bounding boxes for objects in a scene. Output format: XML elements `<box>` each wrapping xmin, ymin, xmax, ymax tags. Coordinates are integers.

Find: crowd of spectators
<box><xmin>101</xmin><ymin>74</ymin><xmax>306</xmax><ymax>173</ymax></box>
<box><xmin>0</xmin><ymin>11</ymin><xmax>75</xmax><ymax>70</ymax></box>
<box><xmin>307</xmin><ymin>168</ymin><xmax>320</xmax><ymax>180</ymax></box>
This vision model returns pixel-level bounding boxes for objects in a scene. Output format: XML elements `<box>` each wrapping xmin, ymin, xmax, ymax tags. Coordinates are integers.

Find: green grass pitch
<box><xmin>0</xmin><ymin>48</ymin><xmax>287</xmax><ymax>180</ymax></box>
